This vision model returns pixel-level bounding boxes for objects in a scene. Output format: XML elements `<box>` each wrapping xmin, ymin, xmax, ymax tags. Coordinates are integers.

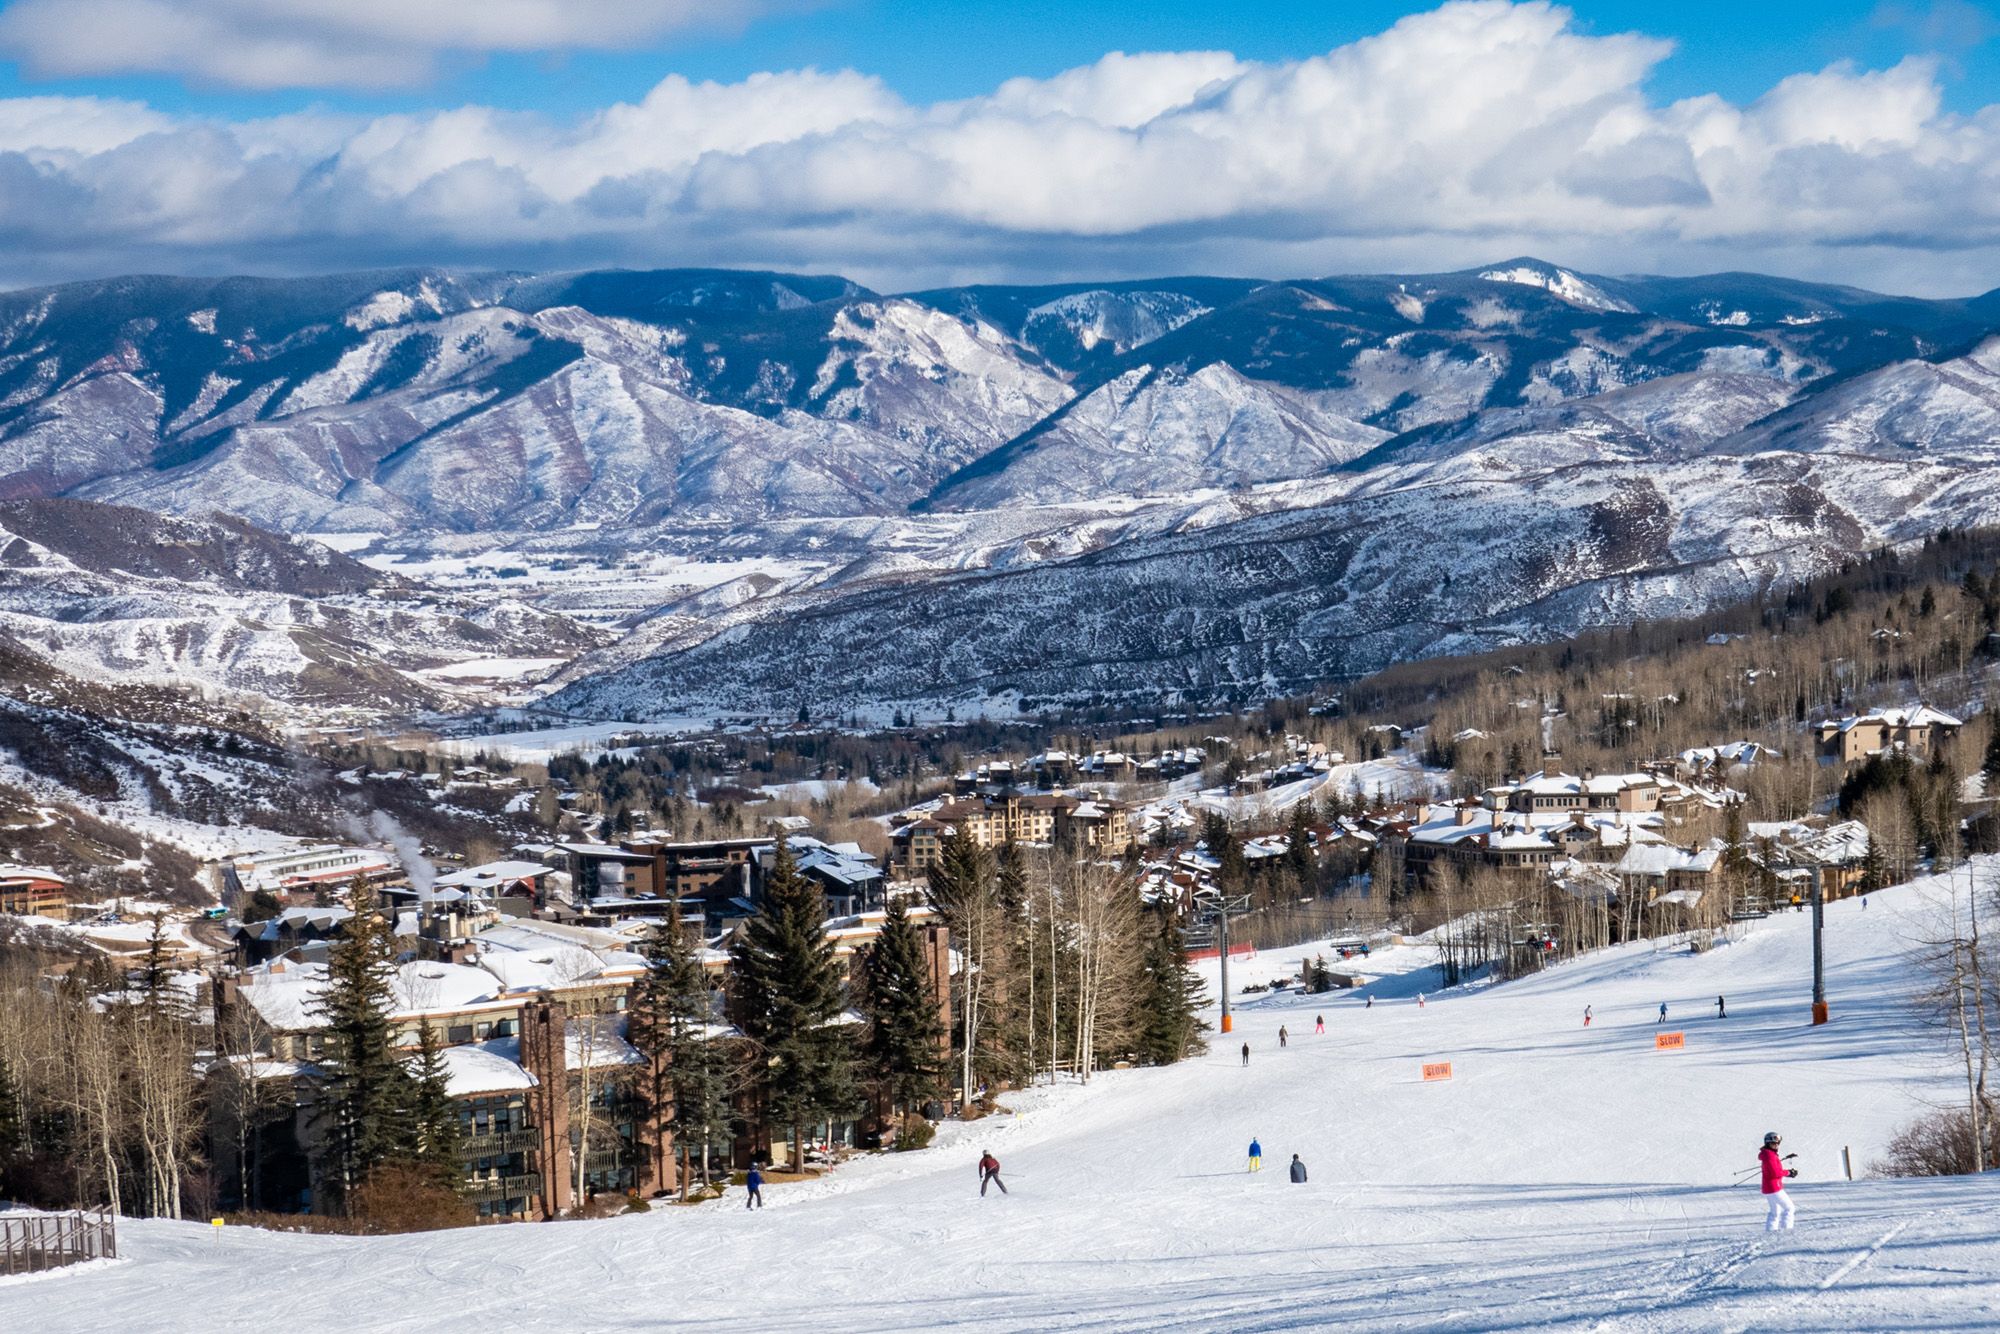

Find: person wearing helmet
<box><xmin>1759</xmin><ymin>1131</ymin><xmax>1797</xmax><ymax>1230</ymax></box>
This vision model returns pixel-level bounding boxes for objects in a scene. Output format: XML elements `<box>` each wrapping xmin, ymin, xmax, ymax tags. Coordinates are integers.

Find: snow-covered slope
<box><xmin>0</xmin><ymin>500</ymin><xmax>601</xmax><ymax>712</ymax></box>
<box><xmin>7</xmin><ymin>871</ymin><xmax>1995</xmax><ymax>1332</ymax></box>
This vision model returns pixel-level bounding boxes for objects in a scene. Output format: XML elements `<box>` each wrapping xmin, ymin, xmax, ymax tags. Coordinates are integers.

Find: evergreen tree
<box><xmin>136</xmin><ymin>913</ymin><xmax>184</xmax><ymax>1020</ymax></box>
<box><xmin>1132</xmin><ymin>903</ymin><xmax>1207</xmax><ymax>1065</ymax></box>
<box><xmin>1859</xmin><ymin>833</ymin><xmax>1887</xmax><ymax>894</ymax></box>
<box><xmin>406</xmin><ymin>1022</ymin><xmax>463</xmax><ymax>1188</ymax></box>
<box><xmin>1286</xmin><ymin>802</ymin><xmax>1318</xmax><ymax>893</ymax></box>
<box><xmin>313</xmin><ymin>877</ymin><xmax>415</xmax><ymax>1209</ymax></box>
<box><xmin>732</xmin><ymin>837</ymin><xmax>854</xmax><ymax>1170</ymax></box>
<box><xmin>859</xmin><ymin>896</ymin><xmax>946</xmax><ymax>1117</ymax></box>
<box><xmin>1983</xmin><ymin>722</ymin><xmax>2000</xmax><ymax>785</ymax></box>
<box><xmin>628</xmin><ymin>915</ymin><xmax>732</xmax><ymax>1190</ymax></box>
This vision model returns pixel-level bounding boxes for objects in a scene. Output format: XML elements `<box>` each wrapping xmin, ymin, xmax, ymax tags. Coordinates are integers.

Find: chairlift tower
<box><xmin>1194</xmin><ymin>890</ymin><xmax>1253</xmax><ymax>1034</ymax></box>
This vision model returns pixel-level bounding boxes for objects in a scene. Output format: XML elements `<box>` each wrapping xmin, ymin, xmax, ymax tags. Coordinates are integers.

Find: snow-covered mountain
<box><xmin>5</xmin><ymin>260</ymin><xmax>2000</xmax><ymax>718</ymax></box>
<box><xmin>0</xmin><ymin>500</ymin><xmax>601</xmax><ymax>712</ymax></box>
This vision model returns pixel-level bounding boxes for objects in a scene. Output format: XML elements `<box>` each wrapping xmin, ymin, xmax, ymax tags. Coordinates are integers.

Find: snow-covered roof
<box><xmin>437</xmin><ymin>1040</ymin><xmax>538</xmax><ymax>1096</ymax></box>
<box><xmin>1615</xmin><ymin>845</ymin><xmax>1720</xmax><ymax>877</ymax></box>
<box><xmin>1832</xmin><ymin>705</ymin><xmax>1962</xmax><ymax>732</ymax></box>
<box><xmin>432</xmin><ymin>860</ymin><xmax>553</xmax><ymax>890</ymax></box>
<box><xmin>0</xmin><ymin>864</ymin><xmax>66</xmax><ymax>884</ymax></box>
<box><xmin>566</xmin><ymin>1016</ymin><xmax>646</xmax><ymax>1072</ymax></box>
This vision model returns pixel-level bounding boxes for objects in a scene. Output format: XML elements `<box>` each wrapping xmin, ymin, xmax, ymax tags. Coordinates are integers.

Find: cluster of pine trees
<box><xmin>627</xmin><ymin>833</ymin><xmax>1205</xmax><ymax>1176</ymax></box>
<box><xmin>308</xmin><ymin>879</ymin><xmax>465</xmax><ymax>1219</ymax></box>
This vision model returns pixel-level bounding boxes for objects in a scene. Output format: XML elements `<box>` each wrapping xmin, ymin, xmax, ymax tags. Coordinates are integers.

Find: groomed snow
<box><xmin>6</xmin><ymin>868</ymin><xmax>1998</xmax><ymax>1330</ymax></box>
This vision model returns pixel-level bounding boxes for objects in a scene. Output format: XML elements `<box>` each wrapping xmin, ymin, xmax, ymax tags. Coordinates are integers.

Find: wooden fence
<box><xmin>0</xmin><ymin>1209</ymin><xmax>116</xmax><ymax>1276</ymax></box>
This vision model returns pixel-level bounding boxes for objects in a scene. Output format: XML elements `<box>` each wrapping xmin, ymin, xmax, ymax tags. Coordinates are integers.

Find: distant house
<box><xmin>0</xmin><ymin>864</ymin><xmax>67</xmax><ymax>918</ymax></box>
<box><xmin>1484</xmin><ymin>767</ymin><xmax>1661</xmax><ymax>816</ymax></box>
<box><xmin>1816</xmin><ymin>706</ymin><xmax>1962</xmax><ymax>765</ymax></box>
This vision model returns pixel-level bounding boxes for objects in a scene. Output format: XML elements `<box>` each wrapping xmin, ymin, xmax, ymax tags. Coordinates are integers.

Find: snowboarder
<box><xmin>1583</xmin><ymin>1005</ymin><xmax>1592</xmax><ymax>1027</ymax></box>
<box><xmin>1365</xmin><ymin>994</ymin><xmax>1373</xmax><ymax>1009</ymax></box>
<box><xmin>1315</xmin><ymin>1014</ymin><xmax>1324</xmax><ymax>1034</ymax></box>
<box><xmin>1759</xmin><ymin>1132</ymin><xmax>1796</xmax><ymax>1230</ymax></box>
<box><xmin>1241</xmin><ymin>1041</ymin><xmax>1250</xmax><ymax>1067</ymax></box>
<box><xmin>745</xmin><ymin>1164</ymin><xmax>764</xmax><ymax>1209</ymax></box>
<box><xmin>1716</xmin><ymin>994</ymin><xmax>1728</xmax><ymax>1019</ymax></box>
<box><xmin>1279</xmin><ymin>1025</ymin><xmax>1289</xmax><ymax>1048</ymax></box>
<box><xmin>1658</xmin><ymin>1002</ymin><xmax>1669</xmax><ymax>1024</ymax></box>
<box><xmin>1289</xmin><ymin>1154</ymin><xmax>1307</xmax><ymax>1183</ymax></box>
<box><xmin>979</xmin><ymin>1150</ymin><xmax>1007</xmax><ymax>1196</ymax></box>
<box><xmin>1248</xmin><ymin>1138</ymin><xmax>1263</xmax><ymax>1172</ymax></box>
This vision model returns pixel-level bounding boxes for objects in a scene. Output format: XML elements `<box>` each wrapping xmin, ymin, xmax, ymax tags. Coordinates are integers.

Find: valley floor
<box><xmin>7</xmin><ymin>870</ymin><xmax>1999</xmax><ymax>1332</ymax></box>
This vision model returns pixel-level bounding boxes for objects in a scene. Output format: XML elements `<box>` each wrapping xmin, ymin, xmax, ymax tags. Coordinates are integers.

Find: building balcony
<box><xmin>462</xmin><ymin>1129</ymin><xmax>539</xmax><ymax>1156</ymax></box>
<box><xmin>462</xmin><ymin>1172</ymin><xmax>540</xmax><ymax>1203</ymax></box>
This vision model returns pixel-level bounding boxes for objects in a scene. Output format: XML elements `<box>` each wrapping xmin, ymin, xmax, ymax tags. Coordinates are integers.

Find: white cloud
<box><xmin>0</xmin><ymin>2</ymin><xmax>1998</xmax><ymax>294</ymax></box>
<box><xmin>0</xmin><ymin>0</ymin><xmax>786</xmax><ymax>90</ymax></box>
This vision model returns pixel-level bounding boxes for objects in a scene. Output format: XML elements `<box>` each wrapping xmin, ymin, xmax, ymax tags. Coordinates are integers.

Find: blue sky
<box><xmin>0</xmin><ymin>0</ymin><xmax>1997</xmax><ymax>292</ymax></box>
<box><xmin>2</xmin><ymin>1</ymin><xmax>1995</xmax><ymax>117</ymax></box>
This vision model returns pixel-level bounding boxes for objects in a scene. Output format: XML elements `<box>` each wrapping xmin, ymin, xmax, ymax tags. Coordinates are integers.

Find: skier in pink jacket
<box><xmin>1759</xmin><ymin>1131</ymin><xmax>1797</xmax><ymax>1230</ymax></box>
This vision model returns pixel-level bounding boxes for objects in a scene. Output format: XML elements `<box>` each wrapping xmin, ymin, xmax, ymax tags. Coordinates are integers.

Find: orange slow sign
<box><xmin>1655</xmin><ymin>1031</ymin><xmax>1685</xmax><ymax>1050</ymax></box>
<box><xmin>1422</xmin><ymin>1061</ymin><xmax>1453</xmax><ymax>1081</ymax></box>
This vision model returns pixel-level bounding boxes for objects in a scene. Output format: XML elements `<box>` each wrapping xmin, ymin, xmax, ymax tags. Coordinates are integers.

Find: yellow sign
<box><xmin>1655</xmin><ymin>1031</ymin><xmax>1685</xmax><ymax>1051</ymax></box>
<box><xmin>1422</xmin><ymin>1061</ymin><xmax>1453</xmax><ymax>1082</ymax></box>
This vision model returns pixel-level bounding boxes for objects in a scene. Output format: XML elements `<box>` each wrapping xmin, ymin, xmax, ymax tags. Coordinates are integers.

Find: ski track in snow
<box><xmin>7</xmin><ymin>869</ymin><xmax>2000</xmax><ymax>1331</ymax></box>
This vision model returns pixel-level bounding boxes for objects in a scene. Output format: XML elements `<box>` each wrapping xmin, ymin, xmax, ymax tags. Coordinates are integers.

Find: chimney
<box><xmin>1457</xmin><ymin>804</ymin><xmax>1478</xmax><ymax>827</ymax></box>
<box><xmin>1543</xmin><ymin>761</ymin><xmax>1560</xmax><ymax>780</ymax></box>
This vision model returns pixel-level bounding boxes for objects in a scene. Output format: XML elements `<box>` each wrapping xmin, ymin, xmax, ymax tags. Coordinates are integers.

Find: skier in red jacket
<box><xmin>1759</xmin><ymin>1131</ymin><xmax>1796</xmax><ymax>1230</ymax></box>
<box><xmin>978</xmin><ymin>1151</ymin><xmax>1007</xmax><ymax>1196</ymax></box>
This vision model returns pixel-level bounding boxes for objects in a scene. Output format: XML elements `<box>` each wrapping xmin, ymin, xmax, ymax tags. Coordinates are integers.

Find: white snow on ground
<box><xmin>7</xmin><ymin>868</ymin><xmax>1999</xmax><ymax>1331</ymax></box>
<box><xmin>412</xmin><ymin>657</ymin><xmax>569</xmax><ymax>682</ymax></box>
<box><xmin>758</xmin><ymin>778</ymin><xmax>881</xmax><ymax>802</ymax></box>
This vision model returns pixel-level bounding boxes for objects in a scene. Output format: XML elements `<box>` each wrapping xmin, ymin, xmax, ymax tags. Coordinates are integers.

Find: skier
<box><xmin>1716</xmin><ymin>994</ymin><xmax>1728</xmax><ymax>1019</ymax></box>
<box><xmin>1365</xmin><ymin>994</ymin><xmax>1374</xmax><ymax>1009</ymax></box>
<box><xmin>1758</xmin><ymin>1132</ymin><xmax>1797</xmax><ymax>1230</ymax></box>
<box><xmin>745</xmin><ymin>1164</ymin><xmax>764</xmax><ymax>1209</ymax></box>
<box><xmin>1248</xmin><ymin>1138</ymin><xmax>1263</xmax><ymax>1172</ymax></box>
<box><xmin>1315</xmin><ymin>1014</ymin><xmax>1325</xmax><ymax>1034</ymax></box>
<box><xmin>1279</xmin><ymin>1025</ymin><xmax>1289</xmax><ymax>1048</ymax></box>
<box><xmin>1658</xmin><ymin>1002</ymin><xmax>1669</xmax><ymax>1024</ymax></box>
<box><xmin>1417</xmin><ymin>993</ymin><xmax>1426</xmax><ymax>1009</ymax></box>
<box><xmin>1583</xmin><ymin>1005</ymin><xmax>1592</xmax><ymax>1027</ymax></box>
<box><xmin>1241</xmin><ymin>1041</ymin><xmax>1251</xmax><ymax>1067</ymax></box>
<box><xmin>1289</xmin><ymin>1154</ymin><xmax>1307</xmax><ymax>1184</ymax></box>
<box><xmin>978</xmin><ymin>1150</ymin><xmax>1007</xmax><ymax>1196</ymax></box>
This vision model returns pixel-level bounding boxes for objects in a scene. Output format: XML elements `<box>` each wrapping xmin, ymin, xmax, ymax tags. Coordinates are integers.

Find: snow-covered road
<box><xmin>7</xmin><ymin>868</ymin><xmax>1999</xmax><ymax>1331</ymax></box>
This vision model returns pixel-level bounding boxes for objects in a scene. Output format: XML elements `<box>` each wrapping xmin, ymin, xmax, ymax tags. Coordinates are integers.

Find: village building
<box><xmin>1816</xmin><ymin>705</ymin><xmax>1963</xmax><ymax>765</ymax></box>
<box><xmin>0</xmin><ymin>864</ymin><xmax>67</xmax><ymax>918</ymax></box>
<box><xmin>888</xmin><ymin>791</ymin><xmax>1134</xmax><ymax>873</ymax></box>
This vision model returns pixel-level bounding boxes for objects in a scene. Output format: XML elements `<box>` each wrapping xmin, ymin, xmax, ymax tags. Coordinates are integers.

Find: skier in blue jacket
<box><xmin>745</xmin><ymin>1164</ymin><xmax>764</xmax><ymax>1209</ymax></box>
<box><xmin>1248</xmin><ymin>1138</ymin><xmax>1263</xmax><ymax>1172</ymax></box>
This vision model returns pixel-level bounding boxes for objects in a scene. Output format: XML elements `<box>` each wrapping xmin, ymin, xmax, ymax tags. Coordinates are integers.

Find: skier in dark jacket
<box><xmin>1241</xmin><ymin>1041</ymin><xmax>1250</xmax><ymax>1066</ymax></box>
<box><xmin>979</xmin><ymin>1150</ymin><xmax>1007</xmax><ymax>1196</ymax></box>
<box><xmin>745</xmin><ymin>1165</ymin><xmax>764</xmax><ymax>1209</ymax></box>
<box><xmin>1279</xmin><ymin>1025</ymin><xmax>1288</xmax><ymax>1048</ymax></box>
<box><xmin>1289</xmin><ymin>1154</ymin><xmax>1307</xmax><ymax>1183</ymax></box>
<box><xmin>1716</xmin><ymin>994</ymin><xmax>1728</xmax><ymax>1019</ymax></box>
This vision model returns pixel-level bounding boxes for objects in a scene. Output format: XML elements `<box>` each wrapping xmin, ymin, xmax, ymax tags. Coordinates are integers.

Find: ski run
<box><xmin>7</xmin><ymin>863</ymin><xmax>1999</xmax><ymax>1331</ymax></box>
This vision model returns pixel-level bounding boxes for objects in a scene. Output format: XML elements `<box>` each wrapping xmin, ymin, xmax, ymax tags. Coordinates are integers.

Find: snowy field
<box><xmin>7</xmin><ymin>870</ymin><xmax>1999</xmax><ymax>1331</ymax></box>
